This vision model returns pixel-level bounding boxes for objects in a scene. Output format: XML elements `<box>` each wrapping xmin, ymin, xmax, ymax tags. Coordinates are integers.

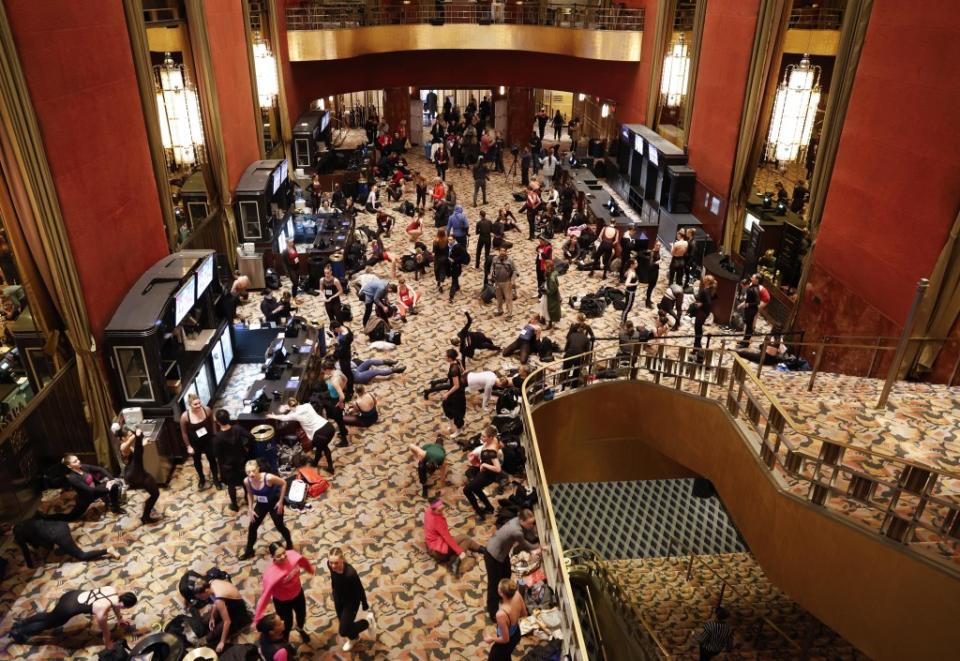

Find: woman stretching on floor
<box><xmin>502</xmin><ymin>314</ymin><xmax>543</xmax><ymax>365</ymax></box>
<box><xmin>9</xmin><ymin>586</ymin><xmax>137</xmax><ymax>646</ymax></box>
<box><xmin>344</xmin><ymin>385</ymin><xmax>380</xmax><ymax>427</ymax></box>
<box><xmin>453</xmin><ymin>311</ymin><xmax>500</xmax><ymax>367</ymax></box>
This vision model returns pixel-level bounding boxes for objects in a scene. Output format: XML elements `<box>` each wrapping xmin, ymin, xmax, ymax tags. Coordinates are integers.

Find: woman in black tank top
<box><xmin>179</xmin><ymin>394</ymin><xmax>220</xmax><ymax>490</ymax></box>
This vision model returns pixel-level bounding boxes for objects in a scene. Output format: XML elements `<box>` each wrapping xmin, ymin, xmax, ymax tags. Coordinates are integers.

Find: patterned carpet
<box><xmin>0</xmin><ymin>137</ymin><xmax>954</xmax><ymax>659</ymax></box>
<box><xmin>549</xmin><ymin>480</ymin><xmax>746</xmax><ymax>559</ymax></box>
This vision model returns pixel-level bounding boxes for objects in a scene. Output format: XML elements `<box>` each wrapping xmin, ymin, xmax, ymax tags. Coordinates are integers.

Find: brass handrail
<box><xmin>665</xmin><ymin>536</ymin><xmax>802</xmax><ymax>653</ymax></box>
<box><xmin>285</xmin><ymin>2</ymin><xmax>645</xmax><ymax>32</ymax></box>
<box><xmin>727</xmin><ymin>356</ymin><xmax>960</xmax><ymax>572</ymax></box>
<box><xmin>565</xmin><ymin>547</ymin><xmax>671</xmax><ymax>659</ymax></box>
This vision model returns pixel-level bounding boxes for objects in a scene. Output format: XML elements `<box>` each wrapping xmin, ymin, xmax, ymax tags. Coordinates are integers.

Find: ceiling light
<box><xmin>765</xmin><ymin>54</ymin><xmax>821</xmax><ymax>163</ymax></box>
<box><xmin>660</xmin><ymin>34</ymin><xmax>691</xmax><ymax>108</ymax></box>
<box><xmin>154</xmin><ymin>52</ymin><xmax>205</xmax><ymax>168</ymax></box>
<box><xmin>252</xmin><ymin>42</ymin><xmax>279</xmax><ymax>110</ymax></box>
<box><xmin>601</xmin><ymin>103</ymin><xmax>610</xmax><ymax>118</ymax></box>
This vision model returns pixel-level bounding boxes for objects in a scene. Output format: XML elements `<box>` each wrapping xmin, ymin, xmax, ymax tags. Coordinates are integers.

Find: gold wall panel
<box><xmin>288</xmin><ymin>25</ymin><xmax>642</xmax><ymax>62</ymax></box>
<box><xmin>784</xmin><ymin>28</ymin><xmax>840</xmax><ymax>56</ymax></box>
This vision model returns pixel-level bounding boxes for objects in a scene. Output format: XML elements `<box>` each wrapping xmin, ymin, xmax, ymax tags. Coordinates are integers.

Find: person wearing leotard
<box><xmin>13</xmin><ymin>518</ymin><xmax>118</xmax><ymax>568</ymax></box>
<box><xmin>350</xmin><ymin>357</ymin><xmax>404</xmax><ymax>384</ymax></box>
<box><xmin>212</xmin><ymin>409</ymin><xmax>254</xmax><ymax>512</ymax></box>
<box><xmin>194</xmin><ymin>578</ymin><xmax>252</xmax><ymax>653</ymax></box>
<box><xmin>484</xmin><ymin>579</ymin><xmax>527</xmax><ymax>660</ymax></box>
<box><xmin>344</xmin><ymin>385</ymin><xmax>379</xmax><ymax>427</ymax></box>
<box><xmin>43</xmin><ymin>454</ymin><xmax>123</xmax><ymax>521</ymax></box>
<box><xmin>179</xmin><ymin>393</ymin><xmax>221</xmax><ymax>490</ymax></box>
<box><xmin>455</xmin><ymin>311</ymin><xmax>500</xmax><ymax>367</ymax></box>
<box><xmin>115</xmin><ymin>425</ymin><xmax>161</xmax><ymax>525</ymax></box>
<box><xmin>501</xmin><ymin>314</ymin><xmax>543</xmax><ymax>365</ymax></box>
<box><xmin>9</xmin><ymin>586</ymin><xmax>137</xmax><ymax>646</ymax></box>
<box><xmin>320</xmin><ymin>264</ymin><xmax>344</xmax><ymax>324</ymax></box>
<box><xmin>254</xmin><ymin>542</ymin><xmax>315</xmax><ymax>642</ymax></box>
<box><xmin>240</xmin><ymin>460</ymin><xmax>292</xmax><ymax>560</ymax></box>
<box><xmin>257</xmin><ymin>613</ymin><xmax>297</xmax><ymax>661</ymax></box>
<box><xmin>320</xmin><ymin>359</ymin><xmax>350</xmax><ymax>447</ymax></box>
<box><xmin>463</xmin><ymin>426</ymin><xmax>502</xmax><ymax>520</ymax></box>
<box><xmin>441</xmin><ymin>349</ymin><xmax>467</xmax><ymax>438</ymax></box>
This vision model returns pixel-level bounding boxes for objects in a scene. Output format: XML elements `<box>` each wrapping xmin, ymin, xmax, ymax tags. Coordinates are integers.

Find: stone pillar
<box><xmin>383</xmin><ymin>86</ymin><xmax>412</xmax><ymax>141</ymax></box>
<box><xmin>506</xmin><ymin>86</ymin><xmax>534</xmax><ymax>149</ymax></box>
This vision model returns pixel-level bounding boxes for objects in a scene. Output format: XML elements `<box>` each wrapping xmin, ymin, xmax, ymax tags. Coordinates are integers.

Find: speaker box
<box><xmin>692</xmin><ymin>478</ymin><xmax>715</xmax><ymax>499</ymax></box>
<box><xmin>663</xmin><ymin>164</ymin><xmax>696</xmax><ymax>214</ymax></box>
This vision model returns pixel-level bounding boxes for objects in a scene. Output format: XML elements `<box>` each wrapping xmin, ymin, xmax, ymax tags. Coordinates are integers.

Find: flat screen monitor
<box><xmin>648</xmin><ymin>146</ymin><xmax>659</xmax><ymax>167</ymax></box>
<box><xmin>173</xmin><ymin>277</ymin><xmax>195</xmax><ymax>326</ymax></box>
<box><xmin>272</xmin><ymin>161</ymin><xmax>287</xmax><ymax>195</ymax></box>
<box><xmin>634</xmin><ymin>135</ymin><xmax>643</xmax><ymax>154</ymax></box>
<box><xmin>219</xmin><ymin>330</ymin><xmax>234</xmax><ymax>367</ymax></box>
<box><xmin>211</xmin><ymin>342</ymin><xmax>226</xmax><ymax>384</ymax></box>
<box><xmin>194</xmin><ymin>365</ymin><xmax>212</xmax><ymax>406</ymax></box>
<box><xmin>196</xmin><ymin>255</ymin><xmax>214</xmax><ymax>296</ymax></box>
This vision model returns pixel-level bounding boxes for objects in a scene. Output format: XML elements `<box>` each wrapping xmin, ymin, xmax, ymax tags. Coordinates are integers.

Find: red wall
<box><xmin>5</xmin><ymin>0</ymin><xmax>169</xmax><ymax>341</ymax></box>
<box><xmin>203</xmin><ymin>1</ymin><xmax>261</xmax><ymax>190</ymax></box>
<box><xmin>801</xmin><ymin>1</ymin><xmax>960</xmax><ymax>334</ymax></box>
<box><xmin>685</xmin><ymin>0</ymin><xmax>761</xmax><ymax>218</ymax></box>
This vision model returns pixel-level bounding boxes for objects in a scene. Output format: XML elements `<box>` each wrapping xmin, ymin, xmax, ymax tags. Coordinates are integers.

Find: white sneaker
<box><xmin>366</xmin><ymin>609</ymin><xmax>377</xmax><ymax>636</ymax></box>
<box><xmin>342</xmin><ymin>639</ymin><xmax>354</xmax><ymax>651</ymax></box>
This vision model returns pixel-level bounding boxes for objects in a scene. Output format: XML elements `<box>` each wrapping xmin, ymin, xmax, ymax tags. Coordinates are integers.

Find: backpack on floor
<box><xmin>480</xmin><ymin>283</ymin><xmax>496</xmax><ymax>303</ymax></box>
<box><xmin>297</xmin><ymin>466</ymin><xmax>331</xmax><ymax>498</ymax></box>
<box><xmin>494</xmin><ymin>416</ymin><xmax>523</xmax><ymax>436</ymax></box>
<box><xmin>364</xmin><ymin>317</ymin><xmax>387</xmax><ymax>341</ymax></box>
<box><xmin>400</xmin><ymin>254</ymin><xmax>418</xmax><ymax>272</ymax></box>
<box><xmin>501</xmin><ymin>441</ymin><xmax>527</xmax><ymax>476</ymax></box>
<box><xmin>598</xmin><ymin>286</ymin><xmax>627</xmax><ymax>311</ymax></box>
<box><xmin>398</xmin><ymin>200</ymin><xmax>416</xmax><ymax>216</ymax></box>
<box><xmin>512</xmin><ymin>192</ymin><xmax>527</xmax><ymax>202</ymax></box>
<box><xmin>579</xmin><ymin>294</ymin><xmax>606</xmax><ymax>318</ymax></box>
<box><xmin>338</xmin><ymin>305</ymin><xmax>353</xmax><ymax>322</ymax></box>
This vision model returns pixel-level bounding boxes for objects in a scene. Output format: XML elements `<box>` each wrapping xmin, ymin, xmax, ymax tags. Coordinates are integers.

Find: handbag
<box><xmin>297</xmin><ymin>467</ymin><xmax>330</xmax><ymax>497</ymax></box>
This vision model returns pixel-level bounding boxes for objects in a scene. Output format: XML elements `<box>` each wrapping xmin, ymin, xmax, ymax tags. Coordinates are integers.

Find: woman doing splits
<box><xmin>9</xmin><ymin>586</ymin><xmax>137</xmax><ymax>646</ymax></box>
<box><xmin>240</xmin><ymin>460</ymin><xmax>292</xmax><ymax>560</ymax></box>
<box><xmin>194</xmin><ymin>578</ymin><xmax>252</xmax><ymax>653</ymax></box>
<box><xmin>254</xmin><ymin>543</ymin><xmax>315</xmax><ymax>642</ymax></box>
<box><xmin>116</xmin><ymin>425</ymin><xmax>160</xmax><ymax>524</ymax></box>
<box><xmin>484</xmin><ymin>579</ymin><xmax>527</xmax><ymax>660</ymax></box>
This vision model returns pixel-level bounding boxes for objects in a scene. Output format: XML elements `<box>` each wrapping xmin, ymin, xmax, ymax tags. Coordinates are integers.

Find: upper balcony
<box><xmin>285</xmin><ymin>1</ymin><xmax>644</xmax><ymax>62</ymax></box>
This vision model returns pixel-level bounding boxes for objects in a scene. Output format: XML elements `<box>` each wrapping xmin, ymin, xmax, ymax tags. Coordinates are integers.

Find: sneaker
<box><xmin>342</xmin><ymin>639</ymin><xmax>354</xmax><ymax>652</ymax></box>
<box><xmin>198</xmin><ymin>480</ymin><xmax>209</xmax><ymax>491</ymax></box>
<box><xmin>239</xmin><ymin>549</ymin><xmax>255</xmax><ymax>561</ymax></box>
<box><xmin>214</xmin><ymin>482</ymin><xmax>224</xmax><ymax>491</ymax></box>
<box><xmin>365</xmin><ymin>609</ymin><xmax>377</xmax><ymax>636</ymax></box>
<box><xmin>383</xmin><ymin>359</ymin><xmax>398</xmax><ymax>366</ymax></box>
<box><xmin>106</xmin><ymin>546</ymin><xmax>120</xmax><ymax>559</ymax></box>
<box><xmin>298</xmin><ymin>629</ymin><xmax>311</xmax><ymax>643</ymax></box>
<box><xmin>228</xmin><ymin>503</ymin><xmax>240</xmax><ymax>512</ymax></box>
<box><xmin>450</xmin><ymin>556</ymin><xmax>462</xmax><ymax>577</ymax></box>
<box><xmin>392</xmin><ymin>365</ymin><xmax>407</xmax><ymax>373</ymax></box>
<box><xmin>450</xmin><ymin>429</ymin><xmax>461</xmax><ymax>439</ymax></box>
<box><xmin>335</xmin><ymin>438</ymin><xmax>350</xmax><ymax>448</ymax></box>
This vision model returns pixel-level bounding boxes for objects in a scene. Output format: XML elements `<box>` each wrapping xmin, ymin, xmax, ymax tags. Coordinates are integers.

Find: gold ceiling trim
<box><xmin>288</xmin><ymin>25</ymin><xmax>642</xmax><ymax>62</ymax></box>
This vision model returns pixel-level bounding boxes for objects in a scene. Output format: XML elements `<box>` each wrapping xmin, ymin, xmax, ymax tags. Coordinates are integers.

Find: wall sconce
<box><xmin>154</xmin><ymin>52</ymin><xmax>205</xmax><ymax>169</ymax></box>
<box><xmin>601</xmin><ymin>103</ymin><xmax>610</xmax><ymax>118</ymax></box>
<box><xmin>578</xmin><ymin>93</ymin><xmax>585</xmax><ymax>101</ymax></box>
<box><xmin>499</xmin><ymin>85</ymin><xmax>506</xmax><ymax>95</ymax></box>
<box><xmin>252</xmin><ymin>42</ymin><xmax>279</xmax><ymax>109</ymax></box>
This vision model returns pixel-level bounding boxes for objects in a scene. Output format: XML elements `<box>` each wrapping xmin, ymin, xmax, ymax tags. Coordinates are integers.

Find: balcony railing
<box><xmin>286</xmin><ymin>1</ymin><xmax>645</xmax><ymax>32</ymax></box>
<box><xmin>788</xmin><ymin>5</ymin><xmax>843</xmax><ymax>30</ymax></box>
<box><xmin>518</xmin><ymin>337</ymin><xmax>960</xmax><ymax>656</ymax></box>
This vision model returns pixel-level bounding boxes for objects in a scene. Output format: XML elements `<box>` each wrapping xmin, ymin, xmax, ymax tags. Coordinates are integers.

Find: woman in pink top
<box><xmin>423</xmin><ymin>498</ymin><xmax>483</xmax><ymax>577</ymax></box>
<box><xmin>254</xmin><ymin>542</ymin><xmax>315</xmax><ymax>642</ymax></box>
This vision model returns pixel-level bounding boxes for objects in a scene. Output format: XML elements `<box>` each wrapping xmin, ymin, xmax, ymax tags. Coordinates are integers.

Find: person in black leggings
<box><xmin>9</xmin><ymin>587</ymin><xmax>137</xmax><ymax>646</ymax></box>
<box><xmin>212</xmin><ymin>410</ymin><xmax>254</xmax><ymax>512</ymax></box>
<box><xmin>13</xmin><ymin>518</ymin><xmax>117</xmax><ymax>568</ymax></box>
<box><xmin>194</xmin><ymin>578</ymin><xmax>252</xmax><ymax>653</ymax></box>
<box><xmin>42</xmin><ymin>455</ymin><xmax>123</xmax><ymax>521</ymax></box>
<box><xmin>463</xmin><ymin>426</ymin><xmax>503</xmax><ymax>520</ymax></box>
<box><xmin>180</xmin><ymin>393</ymin><xmax>221</xmax><ymax>490</ymax></box>
<box><xmin>440</xmin><ymin>349</ymin><xmax>467</xmax><ymax>438</ymax></box>
<box><xmin>455</xmin><ymin>311</ymin><xmax>500</xmax><ymax>367</ymax></box>
<box><xmin>241</xmin><ymin>460</ymin><xmax>292</xmax><ymax>561</ymax></box>
<box><xmin>116</xmin><ymin>425</ymin><xmax>161</xmax><ymax>524</ymax></box>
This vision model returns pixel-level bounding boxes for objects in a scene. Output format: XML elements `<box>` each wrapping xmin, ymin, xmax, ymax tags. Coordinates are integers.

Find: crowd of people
<box><xmin>3</xmin><ymin>109</ymin><xmax>758</xmax><ymax>659</ymax></box>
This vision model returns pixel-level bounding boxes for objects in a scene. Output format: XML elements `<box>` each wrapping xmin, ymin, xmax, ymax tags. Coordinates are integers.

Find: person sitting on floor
<box><xmin>409</xmin><ymin>439</ymin><xmax>448</xmax><ymax>499</ymax></box>
<box><xmin>422</xmin><ymin>497</ymin><xmax>484</xmax><ymax>577</ymax></box>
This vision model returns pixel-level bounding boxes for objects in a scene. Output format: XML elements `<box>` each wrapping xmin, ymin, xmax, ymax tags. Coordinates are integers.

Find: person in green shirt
<box><xmin>409</xmin><ymin>440</ymin><xmax>448</xmax><ymax>498</ymax></box>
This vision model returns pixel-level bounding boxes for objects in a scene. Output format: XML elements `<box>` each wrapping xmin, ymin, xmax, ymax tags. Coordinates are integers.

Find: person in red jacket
<box><xmin>423</xmin><ymin>498</ymin><xmax>484</xmax><ymax>576</ymax></box>
<box><xmin>254</xmin><ymin>542</ymin><xmax>315</xmax><ymax>642</ymax></box>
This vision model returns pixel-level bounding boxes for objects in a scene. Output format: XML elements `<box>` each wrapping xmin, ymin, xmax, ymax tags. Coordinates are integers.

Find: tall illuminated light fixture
<box><xmin>660</xmin><ymin>34</ymin><xmax>691</xmax><ymax>108</ymax></box>
<box><xmin>253</xmin><ymin>41</ymin><xmax>279</xmax><ymax>109</ymax></box>
<box><xmin>153</xmin><ymin>52</ymin><xmax>205</xmax><ymax>169</ymax></box>
<box><xmin>765</xmin><ymin>55</ymin><xmax>821</xmax><ymax>163</ymax></box>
